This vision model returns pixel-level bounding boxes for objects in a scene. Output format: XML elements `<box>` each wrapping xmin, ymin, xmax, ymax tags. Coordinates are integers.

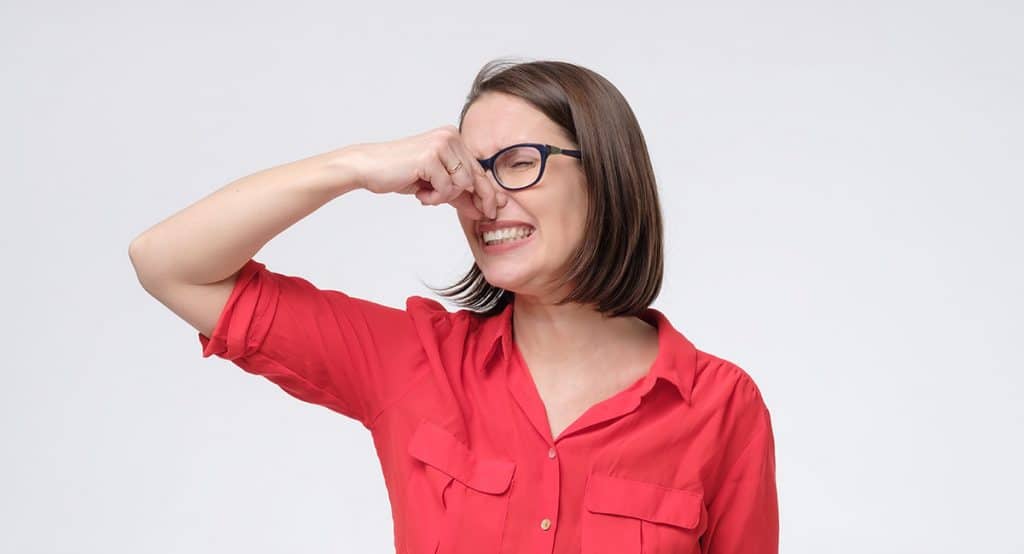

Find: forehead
<box><xmin>460</xmin><ymin>92</ymin><xmax>570</xmax><ymax>159</ymax></box>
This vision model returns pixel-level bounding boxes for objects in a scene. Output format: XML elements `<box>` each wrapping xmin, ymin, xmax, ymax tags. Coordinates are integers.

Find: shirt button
<box><xmin>547</xmin><ymin>447</ymin><xmax>556</xmax><ymax>459</ymax></box>
<box><xmin>540</xmin><ymin>518</ymin><xmax>552</xmax><ymax>531</ymax></box>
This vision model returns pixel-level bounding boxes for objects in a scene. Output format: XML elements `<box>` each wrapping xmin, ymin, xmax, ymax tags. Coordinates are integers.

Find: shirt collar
<box><xmin>473</xmin><ymin>298</ymin><xmax>697</xmax><ymax>404</ymax></box>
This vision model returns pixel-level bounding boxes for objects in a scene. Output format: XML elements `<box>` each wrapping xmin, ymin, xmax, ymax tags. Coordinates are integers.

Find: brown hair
<box><xmin>424</xmin><ymin>57</ymin><xmax>664</xmax><ymax>318</ymax></box>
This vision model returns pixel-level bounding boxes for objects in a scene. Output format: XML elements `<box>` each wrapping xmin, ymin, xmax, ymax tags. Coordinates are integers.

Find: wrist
<box><xmin>322</xmin><ymin>145</ymin><xmax>365</xmax><ymax>198</ymax></box>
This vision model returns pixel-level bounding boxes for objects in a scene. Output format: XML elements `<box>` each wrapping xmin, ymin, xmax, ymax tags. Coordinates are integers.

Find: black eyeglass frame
<box><xmin>476</xmin><ymin>142</ymin><xmax>583</xmax><ymax>191</ymax></box>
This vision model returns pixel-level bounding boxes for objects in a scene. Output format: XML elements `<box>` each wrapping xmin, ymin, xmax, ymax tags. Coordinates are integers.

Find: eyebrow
<box><xmin>475</xmin><ymin>142</ymin><xmax>525</xmax><ymax>160</ymax></box>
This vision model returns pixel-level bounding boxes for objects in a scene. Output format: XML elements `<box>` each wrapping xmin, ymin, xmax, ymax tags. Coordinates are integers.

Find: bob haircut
<box><xmin>425</xmin><ymin>57</ymin><xmax>664</xmax><ymax>319</ymax></box>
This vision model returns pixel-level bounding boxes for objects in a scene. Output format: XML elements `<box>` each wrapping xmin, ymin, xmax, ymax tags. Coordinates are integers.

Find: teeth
<box><xmin>482</xmin><ymin>226</ymin><xmax>534</xmax><ymax>245</ymax></box>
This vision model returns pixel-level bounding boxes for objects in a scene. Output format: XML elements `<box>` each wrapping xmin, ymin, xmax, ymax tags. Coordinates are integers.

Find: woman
<box><xmin>130</xmin><ymin>59</ymin><xmax>778</xmax><ymax>554</ymax></box>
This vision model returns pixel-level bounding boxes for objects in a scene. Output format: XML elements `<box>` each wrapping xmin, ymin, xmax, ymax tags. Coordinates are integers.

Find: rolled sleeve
<box><xmin>198</xmin><ymin>259</ymin><xmax>427</xmax><ymax>429</ymax></box>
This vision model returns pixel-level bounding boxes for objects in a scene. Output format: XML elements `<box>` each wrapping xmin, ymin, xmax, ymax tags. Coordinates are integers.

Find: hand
<box><xmin>337</xmin><ymin>125</ymin><xmax>507</xmax><ymax>219</ymax></box>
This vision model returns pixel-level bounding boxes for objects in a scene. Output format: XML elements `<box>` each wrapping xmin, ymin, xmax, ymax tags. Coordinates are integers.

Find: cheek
<box><xmin>565</xmin><ymin>215</ymin><xmax>588</xmax><ymax>253</ymax></box>
<box><xmin>540</xmin><ymin>211</ymin><xmax>587</xmax><ymax>260</ymax></box>
<box><xmin>534</xmin><ymin>184</ymin><xmax>587</xmax><ymax>251</ymax></box>
<box><xmin>559</xmin><ymin>185</ymin><xmax>589</xmax><ymax>246</ymax></box>
<box><xmin>457</xmin><ymin>217</ymin><xmax>479</xmax><ymax>245</ymax></box>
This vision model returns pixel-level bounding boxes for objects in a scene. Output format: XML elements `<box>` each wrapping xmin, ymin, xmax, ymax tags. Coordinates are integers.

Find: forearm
<box><xmin>129</xmin><ymin>146</ymin><xmax>361</xmax><ymax>286</ymax></box>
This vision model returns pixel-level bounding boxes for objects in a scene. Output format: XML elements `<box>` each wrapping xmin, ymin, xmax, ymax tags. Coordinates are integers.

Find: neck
<box><xmin>510</xmin><ymin>294</ymin><xmax>655</xmax><ymax>372</ymax></box>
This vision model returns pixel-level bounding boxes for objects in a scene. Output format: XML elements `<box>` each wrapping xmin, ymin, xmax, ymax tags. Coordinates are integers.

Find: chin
<box><xmin>479</xmin><ymin>267</ymin><xmax>531</xmax><ymax>291</ymax></box>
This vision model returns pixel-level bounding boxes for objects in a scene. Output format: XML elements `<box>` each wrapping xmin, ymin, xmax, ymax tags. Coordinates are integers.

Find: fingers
<box><xmin>448</xmin><ymin>188</ymin><xmax>486</xmax><ymax>219</ymax></box>
<box><xmin>414</xmin><ymin>154</ymin><xmax>456</xmax><ymax>206</ymax></box>
<box><xmin>443</xmin><ymin>143</ymin><xmax>477</xmax><ymax>195</ymax></box>
<box><xmin>415</xmin><ymin>125</ymin><xmax>510</xmax><ymax>220</ymax></box>
<box><xmin>415</xmin><ymin>131</ymin><xmax>475</xmax><ymax>208</ymax></box>
<box><xmin>448</xmin><ymin>137</ymin><xmax>503</xmax><ymax>219</ymax></box>
<box><xmin>444</xmin><ymin>140</ymin><xmax>500</xmax><ymax>219</ymax></box>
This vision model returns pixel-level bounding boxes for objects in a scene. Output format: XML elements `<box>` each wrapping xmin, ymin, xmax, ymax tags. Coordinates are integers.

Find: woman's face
<box><xmin>457</xmin><ymin>91</ymin><xmax>588</xmax><ymax>299</ymax></box>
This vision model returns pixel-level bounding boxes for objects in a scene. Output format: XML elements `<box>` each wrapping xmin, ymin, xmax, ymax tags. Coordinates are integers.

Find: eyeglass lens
<box><xmin>494</xmin><ymin>146</ymin><xmax>543</xmax><ymax>189</ymax></box>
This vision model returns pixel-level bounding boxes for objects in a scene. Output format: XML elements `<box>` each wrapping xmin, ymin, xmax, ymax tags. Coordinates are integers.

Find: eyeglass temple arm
<box><xmin>549</xmin><ymin>145</ymin><xmax>583</xmax><ymax>159</ymax></box>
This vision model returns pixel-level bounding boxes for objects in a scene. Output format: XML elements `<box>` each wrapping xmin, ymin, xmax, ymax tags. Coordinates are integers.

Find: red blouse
<box><xmin>198</xmin><ymin>259</ymin><xmax>778</xmax><ymax>554</ymax></box>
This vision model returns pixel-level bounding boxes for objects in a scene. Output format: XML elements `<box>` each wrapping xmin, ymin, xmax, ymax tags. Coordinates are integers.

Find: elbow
<box><xmin>128</xmin><ymin>234</ymin><xmax>159</xmax><ymax>287</ymax></box>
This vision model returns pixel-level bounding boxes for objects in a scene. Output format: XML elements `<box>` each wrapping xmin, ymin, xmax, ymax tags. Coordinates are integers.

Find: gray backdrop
<box><xmin>3</xmin><ymin>1</ymin><xmax>1022</xmax><ymax>552</ymax></box>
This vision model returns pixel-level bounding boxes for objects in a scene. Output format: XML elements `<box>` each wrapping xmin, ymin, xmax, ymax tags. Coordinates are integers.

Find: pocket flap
<box><xmin>584</xmin><ymin>472</ymin><xmax>703</xmax><ymax>529</ymax></box>
<box><xmin>407</xmin><ymin>419</ymin><xmax>516</xmax><ymax>495</ymax></box>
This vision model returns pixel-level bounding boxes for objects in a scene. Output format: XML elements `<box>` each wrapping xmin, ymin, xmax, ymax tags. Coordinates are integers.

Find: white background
<box><xmin>3</xmin><ymin>1</ymin><xmax>1021</xmax><ymax>552</ymax></box>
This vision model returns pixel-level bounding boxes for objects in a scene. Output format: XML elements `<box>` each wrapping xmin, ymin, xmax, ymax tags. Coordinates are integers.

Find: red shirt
<box><xmin>198</xmin><ymin>259</ymin><xmax>779</xmax><ymax>554</ymax></box>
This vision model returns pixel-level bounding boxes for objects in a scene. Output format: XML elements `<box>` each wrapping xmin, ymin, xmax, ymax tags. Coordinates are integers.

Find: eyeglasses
<box><xmin>476</xmin><ymin>143</ymin><xmax>583</xmax><ymax>191</ymax></box>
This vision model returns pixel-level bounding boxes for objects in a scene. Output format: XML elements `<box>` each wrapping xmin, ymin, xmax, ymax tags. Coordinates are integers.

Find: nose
<box><xmin>479</xmin><ymin>169</ymin><xmax>509</xmax><ymax>206</ymax></box>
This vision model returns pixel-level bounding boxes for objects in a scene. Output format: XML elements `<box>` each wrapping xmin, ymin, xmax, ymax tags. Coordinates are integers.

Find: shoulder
<box><xmin>403</xmin><ymin>295</ymin><xmax>476</xmax><ymax>321</ymax></box>
<box><xmin>405</xmin><ymin>295</ymin><xmax>450</xmax><ymax>319</ymax></box>
<box><xmin>403</xmin><ymin>295</ymin><xmax>483</xmax><ymax>337</ymax></box>
<box><xmin>692</xmin><ymin>348</ymin><xmax>771</xmax><ymax>420</ymax></box>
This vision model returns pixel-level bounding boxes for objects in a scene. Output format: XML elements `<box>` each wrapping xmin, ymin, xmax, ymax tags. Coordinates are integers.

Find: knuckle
<box><xmin>424</xmin><ymin>129</ymin><xmax>444</xmax><ymax>144</ymax></box>
<box><xmin>434</xmin><ymin>125</ymin><xmax>458</xmax><ymax>142</ymax></box>
<box><xmin>426</xmin><ymin>135</ymin><xmax>442</xmax><ymax>150</ymax></box>
<box><xmin>420</xmin><ymin>149</ymin><xmax>438</xmax><ymax>167</ymax></box>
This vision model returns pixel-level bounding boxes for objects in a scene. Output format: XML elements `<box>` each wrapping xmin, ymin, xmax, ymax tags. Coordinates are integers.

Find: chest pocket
<box><xmin>404</xmin><ymin>419</ymin><xmax>516</xmax><ymax>554</ymax></box>
<box><xmin>582</xmin><ymin>472</ymin><xmax>705</xmax><ymax>554</ymax></box>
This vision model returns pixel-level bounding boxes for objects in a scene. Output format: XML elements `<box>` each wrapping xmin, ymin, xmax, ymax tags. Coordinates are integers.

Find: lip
<box><xmin>480</xmin><ymin>227</ymin><xmax>537</xmax><ymax>254</ymax></box>
<box><xmin>477</xmin><ymin>219</ymin><xmax>535</xmax><ymax>235</ymax></box>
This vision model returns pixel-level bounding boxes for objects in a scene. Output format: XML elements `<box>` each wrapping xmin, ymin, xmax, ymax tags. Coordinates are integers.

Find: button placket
<box><xmin>535</xmin><ymin>443</ymin><xmax>559</xmax><ymax>548</ymax></box>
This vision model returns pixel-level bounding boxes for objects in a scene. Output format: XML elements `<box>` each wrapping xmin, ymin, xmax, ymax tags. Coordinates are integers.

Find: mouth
<box><xmin>479</xmin><ymin>225</ymin><xmax>536</xmax><ymax>252</ymax></box>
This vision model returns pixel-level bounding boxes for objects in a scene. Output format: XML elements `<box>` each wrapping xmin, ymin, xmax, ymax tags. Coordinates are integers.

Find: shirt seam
<box><xmin>242</xmin><ymin>350</ymin><xmax>362</xmax><ymax>419</ymax></box>
<box><xmin>366</xmin><ymin>362</ymin><xmax>432</xmax><ymax>432</ymax></box>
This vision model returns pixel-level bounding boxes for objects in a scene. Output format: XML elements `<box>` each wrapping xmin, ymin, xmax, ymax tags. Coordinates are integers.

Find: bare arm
<box><xmin>128</xmin><ymin>147</ymin><xmax>361</xmax><ymax>338</ymax></box>
<box><xmin>128</xmin><ymin>125</ymin><xmax>503</xmax><ymax>340</ymax></box>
